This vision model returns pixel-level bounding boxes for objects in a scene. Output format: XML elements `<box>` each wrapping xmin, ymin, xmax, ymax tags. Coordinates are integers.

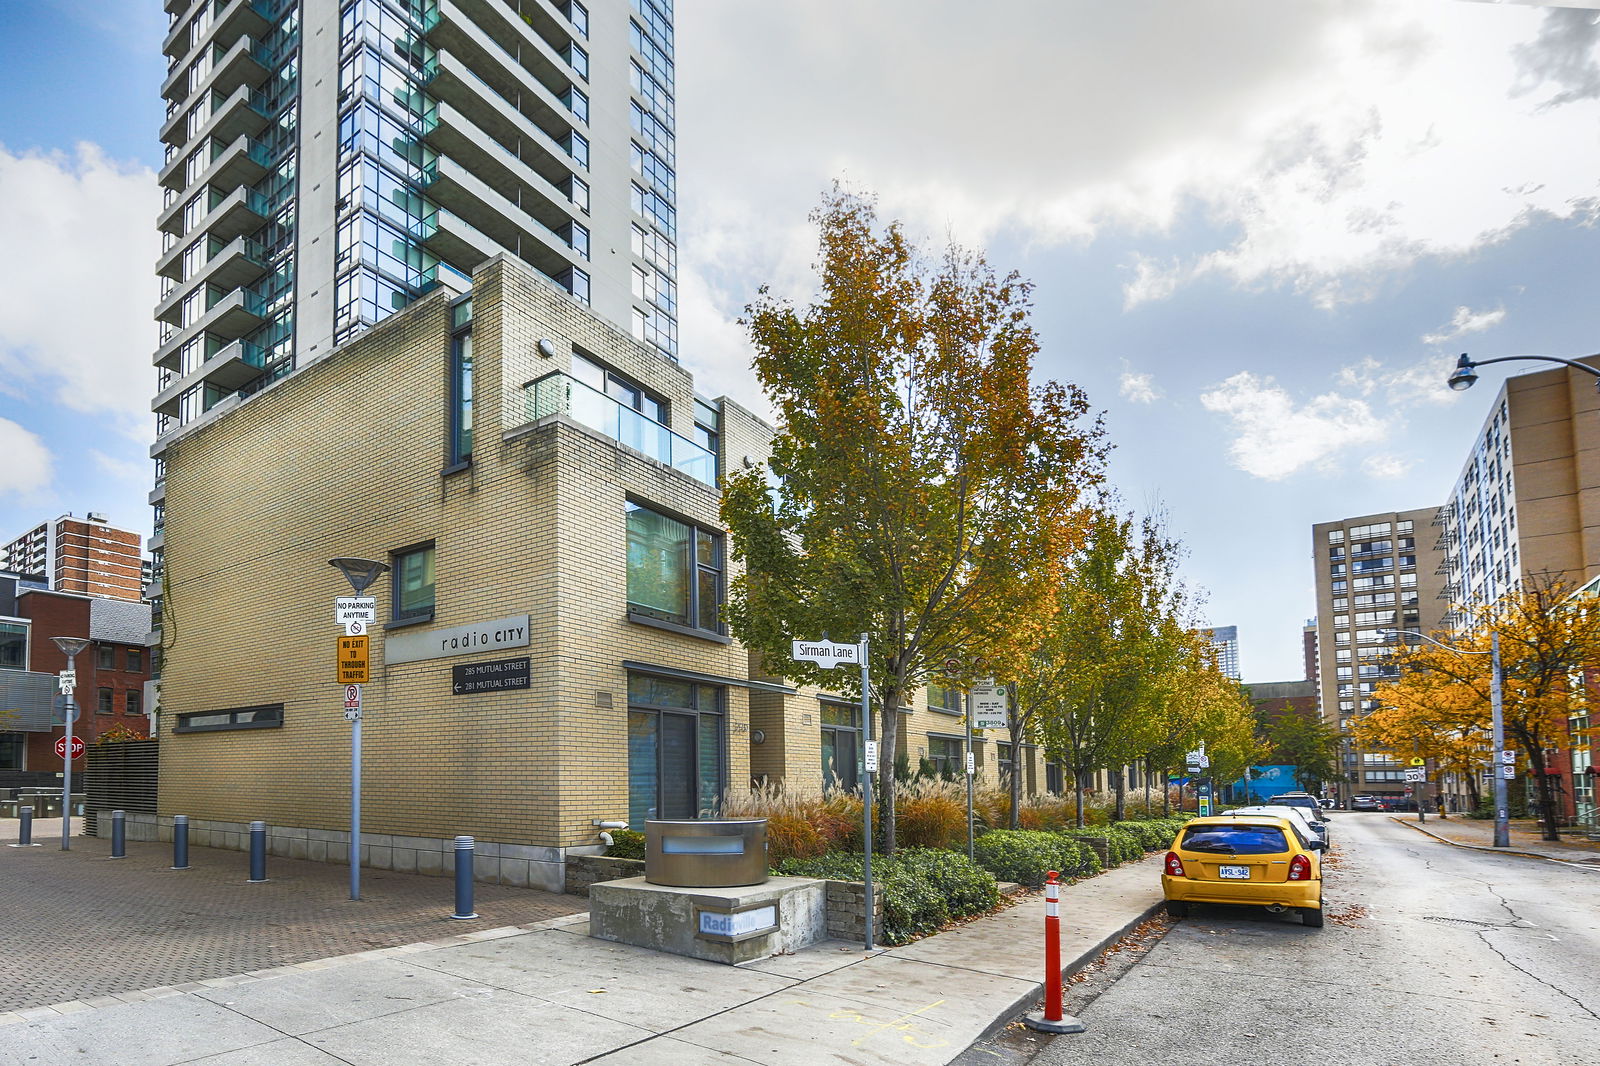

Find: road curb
<box><xmin>968</xmin><ymin>895</ymin><xmax>1168</xmax><ymax>1044</ymax></box>
<box><xmin>1389</xmin><ymin>816</ymin><xmax>1600</xmax><ymax>870</ymax></box>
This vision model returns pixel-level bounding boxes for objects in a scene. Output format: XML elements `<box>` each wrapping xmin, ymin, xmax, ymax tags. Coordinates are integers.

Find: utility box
<box><xmin>644</xmin><ymin>819</ymin><xmax>768</xmax><ymax>888</ymax></box>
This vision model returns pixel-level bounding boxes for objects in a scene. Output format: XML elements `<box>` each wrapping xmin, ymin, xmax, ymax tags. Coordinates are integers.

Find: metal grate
<box><xmin>1421</xmin><ymin>915</ymin><xmax>1505</xmax><ymax>929</ymax></box>
<box><xmin>81</xmin><ymin>739</ymin><xmax>159</xmax><ymax>836</ymax></box>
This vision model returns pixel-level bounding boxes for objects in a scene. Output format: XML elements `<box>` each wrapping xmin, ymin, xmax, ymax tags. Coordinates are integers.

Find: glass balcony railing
<box><xmin>523</xmin><ymin>372</ymin><xmax>715</xmax><ymax>486</ymax></box>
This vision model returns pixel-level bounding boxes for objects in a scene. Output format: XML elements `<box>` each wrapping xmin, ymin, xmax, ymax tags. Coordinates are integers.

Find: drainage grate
<box><xmin>1421</xmin><ymin>915</ymin><xmax>1506</xmax><ymax>929</ymax></box>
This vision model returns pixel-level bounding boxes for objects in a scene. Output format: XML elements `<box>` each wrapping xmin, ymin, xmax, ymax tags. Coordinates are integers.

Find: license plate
<box><xmin>1218</xmin><ymin>865</ymin><xmax>1250</xmax><ymax>879</ymax></box>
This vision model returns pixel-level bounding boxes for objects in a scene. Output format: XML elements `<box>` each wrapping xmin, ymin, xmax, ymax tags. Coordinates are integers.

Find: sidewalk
<box><xmin>1389</xmin><ymin>814</ymin><xmax>1600</xmax><ymax>866</ymax></box>
<box><xmin>0</xmin><ymin>852</ymin><xmax>1166</xmax><ymax>1066</ymax></box>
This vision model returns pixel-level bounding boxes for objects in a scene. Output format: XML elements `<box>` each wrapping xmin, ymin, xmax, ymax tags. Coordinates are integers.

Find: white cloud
<box><xmin>677</xmin><ymin>1</ymin><xmax>1600</xmax><ymax>356</ymax></box>
<box><xmin>1120</xmin><ymin>370</ymin><xmax>1160</xmax><ymax>404</ymax></box>
<box><xmin>0</xmin><ymin>143</ymin><xmax>160</xmax><ymax>439</ymax></box>
<box><xmin>0</xmin><ymin>418</ymin><xmax>54</xmax><ymax>500</ymax></box>
<box><xmin>1361</xmin><ymin>454</ymin><xmax>1413</xmax><ymax>478</ymax></box>
<box><xmin>1199</xmin><ymin>371</ymin><xmax>1388</xmax><ymax>480</ymax></box>
<box><xmin>1421</xmin><ymin>305</ymin><xmax>1508</xmax><ymax>345</ymax></box>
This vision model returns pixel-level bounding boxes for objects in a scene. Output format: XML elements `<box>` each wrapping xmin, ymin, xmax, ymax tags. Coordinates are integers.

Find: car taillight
<box><xmin>1287</xmin><ymin>854</ymin><xmax>1312</xmax><ymax>881</ymax></box>
<box><xmin>1164</xmin><ymin>851</ymin><xmax>1185</xmax><ymax>877</ymax></box>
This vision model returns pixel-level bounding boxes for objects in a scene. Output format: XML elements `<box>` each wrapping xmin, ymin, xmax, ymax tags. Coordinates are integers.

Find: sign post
<box><xmin>50</xmin><ymin>639</ymin><xmax>89</xmax><ymax>851</ymax></box>
<box><xmin>328</xmin><ymin>557</ymin><xmax>389</xmax><ymax>903</ymax></box>
<box><xmin>795</xmin><ymin>635</ymin><xmax>875</xmax><ymax>951</ymax></box>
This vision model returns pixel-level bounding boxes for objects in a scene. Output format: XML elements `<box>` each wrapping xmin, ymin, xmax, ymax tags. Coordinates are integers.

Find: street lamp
<box><xmin>1447</xmin><ymin>352</ymin><xmax>1600</xmax><ymax>393</ymax></box>
<box><xmin>329</xmin><ymin>557</ymin><xmax>388</xmax><ymax>901</ymax></box>
<box><xmin>51</xmin><ymin>636</ymin><xmax>90</xmax><ymax>851</ymax></box>
<box><xmin>1385</xmin><ymin>628</ymin><xmax>1510</xmax><ymax>848</ymax></box>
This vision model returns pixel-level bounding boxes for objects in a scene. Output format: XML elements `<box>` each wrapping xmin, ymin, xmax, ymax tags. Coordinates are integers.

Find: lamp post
<box><xmin>1447</xmin><ymin>352</ymin><xmax>1600</xmax><ymax>394</ymax></box>
<box><xmin>51</xmin><ymin>637</ymin><xmax>90</xmax><ymax>851</ymax></box>
<box><xmin>1386</xmin><ymin>629</ymin><xmax>1509</xmax><ymax>848</ymax></box>
<box><xmin>329</xmin><ymin>557</ymin><xmax>389</xmax><ymax>902</ymax></box>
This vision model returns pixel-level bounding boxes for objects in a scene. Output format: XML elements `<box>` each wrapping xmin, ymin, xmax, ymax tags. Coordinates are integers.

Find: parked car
<box><xmin>1350</xmin><ymin>795</ymin><xmax>1383</xmax><ymax>812</ymax></box>
<box><xmin>1227</xmin><ymin>804</ymin><xmax>1328</xmax><ymax>845</ymax></box>
<box><xmin>1267</xmin><ymin>792</ymin><xmax>1329</xmax><ymax>824</ymax></box>
<box><xmin>1161</xmin><ymin>815</ymin><xmax>1325</xmax><ymax>928</ymax></box>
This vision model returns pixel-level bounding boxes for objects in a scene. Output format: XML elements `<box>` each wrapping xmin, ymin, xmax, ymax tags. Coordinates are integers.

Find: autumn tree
<box><xmin>721</xmin><ymin>188</ymin><xmax>1107</xmax><ymax>853</ymax></box>
<box><xmin>1364</xmin><ymin>574</ymin><xmax>1600</xmax><ymax>840</ymax></box>
<box><xmin>1356</xmin><ymin>674</ymin><xmax>1485</xmax><ymax>811</ymax></box>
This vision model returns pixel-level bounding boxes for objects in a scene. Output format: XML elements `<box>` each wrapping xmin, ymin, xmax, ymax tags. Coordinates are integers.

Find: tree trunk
<box><xmin>1008</xmin><ymin>717</ymin><xmax>1024</xmax><ymax>829</ymax></box>
<box><xmin>879</xmin><ymin>681</ymin><xmax>901</xmax><ymax>855</ymax></box>
<box><xmin>1162</xmin><ymin>768</ymin><xmax>1171</xmax><ymax>817</ymax></box>
<box><xmin>1464</xmin><ymin>768</ymin><xmax>1481</xmax><ymax>813</ymax></box>
<box><xmin>1112</xmin><ymin>769</ymin><xmax>1126</xmax><ymax>822</ymax></box>
<box><xmin>1525</xmin><ymin>743</ymin><xmax>1562</xmax><ymax>842</ymax></box>
<box><xmin>1074</xmin><ymin>769</ymin><xmax>1090</xmax><ymax>827</ymax></box>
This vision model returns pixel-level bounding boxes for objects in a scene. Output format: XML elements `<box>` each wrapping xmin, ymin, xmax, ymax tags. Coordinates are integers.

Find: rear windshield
<box><xmin>1180</xmin><ymin>824</ymin><xmax>1288</xmax><ymax>855</ymax></box>
<box><xmin>1270</xmin><ymin>796</ymin><xmax>1315</xmax><ymax>809</ymax></box>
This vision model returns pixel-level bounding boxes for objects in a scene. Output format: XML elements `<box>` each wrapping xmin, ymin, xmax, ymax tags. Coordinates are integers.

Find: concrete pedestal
<box><xmin>589</xmin><ymin>875</ymin><xmax>826</xmax><ymax>965</ymax></box>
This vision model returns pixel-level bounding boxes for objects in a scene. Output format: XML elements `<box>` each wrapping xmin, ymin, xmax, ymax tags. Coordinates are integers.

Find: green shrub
<box><xmin>606</xmin><ymin>829</ymin><xmax>645</xmax><ymax>860</ymax></box>
<box><xmin>1068</xmin><ymin>825</ymin><xmax>1142</xmax><ymax>867</ymax></box>
<box><xmin>974</xmin><ymin>830</ymin><xmax>1081</xmax><ymax>887</ymax></box>
<box><xmin>777</xmin><ymin>849</ymin><xmax>997</xmax><ymax>945</ymax></box>
<box><xmin>1113</xmin><ymin>820</ymin><xmax>1181</xmax><ymax>851</ymax></box>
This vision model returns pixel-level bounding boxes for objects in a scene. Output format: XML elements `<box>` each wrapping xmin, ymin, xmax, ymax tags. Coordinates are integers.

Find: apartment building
<box><xmin>1200</xmin><ymin>625</ymin><xmax>1240</xmax><ymax>680</ymax></box>
<box><xmin>1310</xmin><ymin>508</ymin><xmax>1448</xmax><ymax>806</ymax></box>
<box><xmin>1</xmin><ymin>514</ymin><xmax>146</xmax><ymax>602</ymax></box>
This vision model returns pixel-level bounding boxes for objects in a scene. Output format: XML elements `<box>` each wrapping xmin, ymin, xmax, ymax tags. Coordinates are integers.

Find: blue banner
<box><xmin>1230</xmin><ymin>764</ymin><xmax>1298</xmax><ymax>801</ymax></box>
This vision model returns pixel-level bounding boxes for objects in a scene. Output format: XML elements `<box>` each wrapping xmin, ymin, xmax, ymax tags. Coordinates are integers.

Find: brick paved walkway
<box><xmin>0</xmin><ymin>826</ymin><xmax>585</xmax><ymax>1013</ymax></box>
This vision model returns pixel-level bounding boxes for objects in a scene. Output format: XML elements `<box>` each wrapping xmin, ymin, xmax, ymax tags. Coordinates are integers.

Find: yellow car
<box><xmin>1161</xmin><ymin>814</ymin><xmax>1326</xmax><ymax>928</ymax></box>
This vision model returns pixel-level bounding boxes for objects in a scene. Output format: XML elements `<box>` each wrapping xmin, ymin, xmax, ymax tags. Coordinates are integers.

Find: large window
<box><xmin>126</xmin><ymin>689</ymin><xmax>142</xmax><ymax>716</ymax></box>
<box><xmin>626</xmin><ymin>674</ymin><xmax>723</xmax><ymax>826</ymax></box>
<box><xmin>821</xmin><ymin>702</ymin><xmax>861</xmax><ymax>791</ymax></box>
<box><xmin>0</xmin><ymin>732</ymin><xmax>21</xmax><ymax>770</ymax></box>
<box><xmin>0</xmin><ymin>623</ymin><xmax>25</xmax><ymax>670</ymax></box>
<box><xmin>626</xmin><ymin>503</ymin><xmax>722</xmax><ymax>633</ymax></box>
<box><xmin>175</xmin><ymin>704</ymin><xmax>284</xmax><ymax>733</ymax></box>
<box><xmin>927</xmin><ymin>735</ymin><xmax>963</xmax><ymax>779</ymax></box>
<box><xmin>925</xmin><ymin>683</ymin><xmax>962</xmax><ymax>715</ymax></box>
<box><xmin>97</xmin><ymin>646</ymin><xmax>115</xmax><ymax>669</ymax></box>
<box><xmin>391</xmin><ymin>542</ymin><xmax>436</xmax><ymax>622</ymax></box>
<box><xmin>449</xmin><ymin>298</ymin><xmax>473</xmax><ymax>466</ymax></box>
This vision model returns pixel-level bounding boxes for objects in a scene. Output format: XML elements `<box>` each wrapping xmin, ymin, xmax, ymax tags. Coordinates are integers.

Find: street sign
<box><xmin>792</xmin><ymin>638</ymin><xmax>860</xmax><ymax>669</ymax></box>
<box><xmin>344</xmin><ymin>708</ymin><xmax>362</xmax><ymax>722</ymax></box>
<box><xmin>337</xmin><ymin>635</ymin><xmax>370</xmax><ymax>684</ymax></box>
<box><xmin>55</xmin><ymin>736</ymin><xmax>84</xmax><ymax>760</ymax></box>
<box><xmin>1409</xmin><ymin>757</ymin><xmax>1425</xmax><ymax>767</ymax></box>
<box><xmin>451</xmin><ymin>657</ymin><xmax>531</xmax><ymax>694</ymax></box>
<box><xmin>57</xmin><ymin>669</ymin><xmax>76</xmax><ymax>695</ymax></box>
<box><xmin>344</xmin><ymin>684</ymin><xmax>362</xmax><ymax>709</ymax></box>
<box><xmin>965</xmin><ymin>751</ymin><xmax>975</xmax><ymax>775</ymax></box>
<box><xmin>1500</xmin><ymin>749</ymin><xmax>1516</xmax><ymax>765</ymax></box>
<box><xmin>971</xmin><ymin>679</ymin><xmax>1008</xmax><ymax>730</ymax></box>
<box><xmin>345</xmin><ymin>619</ymin><xmax>366</xmax><ymax>637</ymax></box>
<box><xmin>864</xmin><ymin>740</ymin><xmax>879</xmax><ymax>773</ymax></box>
<box><xmin>334</xmin><ymin>597</ymin><xmax>377</xmax><ymax>627</ymax></box>
<box><xmin>1404</xmin><ymin>768</ymin><xmax>1426</xmax><ymax>783</ymax></box>
<box><xmin>1500</xmin><ymin>764</ymin><xmax>1516</xmax><ymax>780</ymax></box>
<box><xmin>1198</xmin><ymin>796</ymin><xmax>1212</xmax><ymax>816</ymax></box>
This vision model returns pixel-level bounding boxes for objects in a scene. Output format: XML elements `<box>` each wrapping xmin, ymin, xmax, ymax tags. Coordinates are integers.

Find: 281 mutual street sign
<box><xmin>452</xmin><ymin>657</ymin><xmax>531</xmax><ymax>694</ymax></box>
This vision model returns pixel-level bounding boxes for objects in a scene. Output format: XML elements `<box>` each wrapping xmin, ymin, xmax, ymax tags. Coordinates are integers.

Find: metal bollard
<box><xmin>449</xmin><ymin>836</ymin><xmax>479</xmax><ymax>920</ymax></box>
<box><xmin>11</xmin><ymin>805</ymin><xmax>39</xmax><ymax>847</ymax></box>
<box><xmin>1023</xmin><ymin>871</ymin><xmax>1086</xmax><ymax>1034</ymax></box>
<box><xmin>248</xmin><ymin>820</ymin><xmax>268</xmax><ymax>882</ymax></box>
<box><xmin>110</xmin><ymin>810</ymin><xmax>126</xmax><ymax>859</ymax></box>
<box><xmin>172</xmin><ymin>815</ymin><xmax>190</xmax><ymax>870</ymax></box>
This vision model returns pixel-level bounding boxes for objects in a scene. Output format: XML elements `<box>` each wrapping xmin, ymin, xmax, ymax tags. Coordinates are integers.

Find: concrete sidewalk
<box><xmin>0</xmin><ymin>854</ymin><xmax>1166</xmax><ymax>1066</ymax></box>
<box><xmin>1389</xmin><ymin>815</ymin><xmax>1600</xmax><ymax>867</ymax></box>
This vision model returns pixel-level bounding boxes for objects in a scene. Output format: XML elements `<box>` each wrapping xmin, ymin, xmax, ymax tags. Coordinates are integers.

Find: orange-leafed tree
<box><xmin>1364</xmin><ymin>574</ymin><xmax>1600</xmax><ymax>840</ymax></box>
<box><xmin>721</xmin><ymin>187</ymin><xmax>1108</xmax><ymax>853</ymax></box>
<box><xmin>1361</xmin><ymin>664</ymin><xmax>1487</xmax><ymax>811</ymax></box>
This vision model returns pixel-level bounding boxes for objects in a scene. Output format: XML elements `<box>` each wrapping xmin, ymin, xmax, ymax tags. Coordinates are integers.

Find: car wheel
<box><xmin>1166</xmin><ymin>900</ymin><xmax>1190</xmax><ymax>918</ymax></box>
<box><xmin>1300</xmin><ymin>904</ymin><xmax>1324</xmax><ymax>929</ymax></box>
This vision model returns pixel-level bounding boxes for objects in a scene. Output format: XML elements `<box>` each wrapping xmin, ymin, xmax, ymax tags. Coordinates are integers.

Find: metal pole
<box><xmin>858</xmin><ymin>633</ymin><xmax>875</xmax><ymax>951</ymax></box>
<box><xmin>1490</xmin><ymin>631</ymin><xmax>1510</xmax><ymax>848</ymax></box>
<box><xmin>61</xmin><ymin>650</ymin><xmax>77</xmax><ymax>851</ymax></box>
<box><xmin>351</xmin><ymin>714</ymin><xmax>362</xmax><ymax>900</ymax></box>
<box><xmin>248</xmin><ymin>820</ymin><xmax>268</xmax><ymax>882</ymax></box>
<box><xmin>450</xmin><ymin>836</ymin><xmax>478</xmax><ymax>919</ymax></box>
<box><xmin>110</xmin><ymin>809</ymin><xmax>126</xmax><ymax>859</ymax></box>
<box><xmin>1418</xmin><ymin>769</ymin><xmax>1427</xmax><ymax>823</ymax></box>
<box><xmin>16</xmin><ymin>805</ymin><xmax>35</xmax><ymax>846</ymax></box>
<box><xmin>965</xmin><ymin>689</ymin><xmax>975</xmax><ymax>862</ymax></box>
<box><xmin>172</xmin><ymin>814</ymin><xmax>190</xmax><ymax>869</ymax></box>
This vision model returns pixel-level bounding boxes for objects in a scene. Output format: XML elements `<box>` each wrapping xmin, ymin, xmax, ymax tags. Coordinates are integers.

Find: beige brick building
<box><xmin>154</xmin><ymin>256</ymin><xmax>1056</xmax><ymax>888</ymax></box>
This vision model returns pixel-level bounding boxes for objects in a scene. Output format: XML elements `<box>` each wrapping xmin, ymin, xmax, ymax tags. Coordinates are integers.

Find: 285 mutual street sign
<box><xmin>452</xmin><ymin>657</ymin><xmax>531</xmax><ymax>695</ymax></box>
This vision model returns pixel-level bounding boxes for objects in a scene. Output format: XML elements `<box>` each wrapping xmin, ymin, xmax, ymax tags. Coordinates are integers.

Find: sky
<box><xmin>1</xmin><ymin>0</ymin><xmax>1598</xmax><ymax>683</ymax></box>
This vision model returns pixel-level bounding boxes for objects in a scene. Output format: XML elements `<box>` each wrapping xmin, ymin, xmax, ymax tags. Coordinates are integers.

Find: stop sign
<box><xmin>55</xmin><ymin>735</ymin><xmax>85</xmax><ymax>760</ymax></box>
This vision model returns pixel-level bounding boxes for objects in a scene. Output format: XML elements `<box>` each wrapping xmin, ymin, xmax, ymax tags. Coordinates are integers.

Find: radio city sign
<box><xmin>384</xmin><ymin>614</ymin><xmax>531</xmax><ymax>665</ymax></box>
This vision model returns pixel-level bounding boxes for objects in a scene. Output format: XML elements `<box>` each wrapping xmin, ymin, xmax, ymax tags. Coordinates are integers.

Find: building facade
<box><xmin>1311</xmin><ymin>508</ymin><xmax>1448</xmax><ymax>807</ymax></box>
<box><xmin>1200</xmin><ymin>625</ymin><xmax>1240</xmax><ymax>680</ymax></box>
<box><xmin>0</xmin><ymin>514</ymin><xmax>146</xmax><ymax>602</ymax></box>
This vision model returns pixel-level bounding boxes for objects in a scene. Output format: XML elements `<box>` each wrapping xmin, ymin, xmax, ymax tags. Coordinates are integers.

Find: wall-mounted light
<box><xmin>538</xmin><ymin>338</ymin><xmax>558</xmax><ymax>358</ymax></box>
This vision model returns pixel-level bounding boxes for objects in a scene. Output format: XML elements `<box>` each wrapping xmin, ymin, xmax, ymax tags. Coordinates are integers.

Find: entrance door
<box><xmin>658</xmin><ymin>712</ymin><xmax>698</xmax><ymax>819</ymax></box>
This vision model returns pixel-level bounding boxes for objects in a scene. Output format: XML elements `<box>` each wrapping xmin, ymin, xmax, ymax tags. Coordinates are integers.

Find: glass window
<box><xmin>0</xmin><ymin>623</ymin><xmax>25</xmax><ymax>670</ymax></box>
<box><xmin>626</xmin><ymin>674</ymin><xmax>722</xmax><ymax>825</ymax></box>
<box><xmin>174</xmin><ymin>704</ymin><xmax>284</xmax><ymax>733</ymax></box>
<box><xmin>927</xmin><ymin>736</ymin><xmax>963</xmax><ymax>779</ymax></box>
<box><xmin>98</xmin><ymin>688</ymin><xmax>114</xmax><ymax>713</ymax></box>
<box><xmin>126</xmin><ymin>689</ymin><xmax>143</xmax><ymax>716</ymax></box>
<box><xmin>925</xmin><ymin>682</ymin><xmax>962</xmax><ymax>714</ymax></box>
<box><xmin>626</xmin><ymin>503</ymin><xmax>722</xmax><ymax>633</ymax></box>
<box><xmin>127</xmin><ymin>649</ymin><xmax>143</xmax><ymax>672</ymax></box>
<box><xmin>97</xmin><ymin>646</ymin><xmax>115</xmax><ymax>669</ymax></box>
<box><xmin>1179</xmin><ymin>823</ymin><xmax>1289</xmax><ymax>855</ymax></box>
<box><xmin>450</xmin><ymin>311</ymin><xmax>473</xmax><ymax>465</ymax></box>
<box><xmin>391</xmin><ymin>543</ymin><xmax>436</xmax><ymax>621</ymax></box>
<box><xmin>821</xmin><ymin>702</ymin><xmax>860</xmax><ymax>791</ymax></box>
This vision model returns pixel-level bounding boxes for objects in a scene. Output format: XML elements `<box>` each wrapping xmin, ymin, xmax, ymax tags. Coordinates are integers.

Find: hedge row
<box><xmin>777</xmin><ymin>847</ymin><xmax>999</xmax><ymax>945</ymax></box>
<box><xmin>972</xmin><ymin>830</ymin><xmax>1101</xmax><ymax>886</ymax></box>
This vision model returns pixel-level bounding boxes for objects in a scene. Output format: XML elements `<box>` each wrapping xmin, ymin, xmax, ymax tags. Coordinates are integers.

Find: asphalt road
<box><xmin>1034</xmin><ymin>813</ymin><xmax>1600</xmax><ymax>1066</ymax></box>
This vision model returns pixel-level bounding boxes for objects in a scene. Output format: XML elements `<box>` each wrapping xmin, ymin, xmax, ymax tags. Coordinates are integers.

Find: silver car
<box><xmin>1228</xmin><ymin>803</ymin><xmax>1329</xmax><ymax>845</ymax></box>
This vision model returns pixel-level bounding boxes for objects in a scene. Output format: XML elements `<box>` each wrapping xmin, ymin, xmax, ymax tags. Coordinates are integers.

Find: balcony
<box><xmin>422</xmin><ymin>48</ymin><xmax>577</xmax><ymax>175</ymax></box>
<box><xmin>421</xmin><ymin>100</ymin><xmax>578</xmax><ymax>235</ymax></box>
<box><xmin>420</xmin><ymin>155</ymin><xmax>577</xmax><ymax>278</ymax></box>
<box><xmin>154</xmin><ymin>239</ymin><xmax>268</xmax><ymax>326</ymax></box>
<box><xmin>522</xmin><ymin>372</ymin><xmax>715</xmax><ymax>487</ymax></box>
<box><xmin>416</xmin><ymin>206</ymin><xmax>510</xmax><ymax>275</ymax></box>
<box><xmin>152</xmin><ymin>338</ymin><xmax>269</xmax><ymax>416</ymax></box>
<box><xmin>427</xmin><ymin>0</ymin><xmax>582</xmax><ymax>106</ymax></box>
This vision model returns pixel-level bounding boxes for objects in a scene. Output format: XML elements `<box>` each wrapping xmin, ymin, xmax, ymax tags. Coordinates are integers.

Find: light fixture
<box><xmin>1446</xmin><ymin>353</ymin><xmax>1478</xmax><ymax>392</ymax></box>
<box><xmin>329</xmin><ymin>557</ymin><xmax>389</xmax><ymax>595</ymax></box>
<box><xmin>538</xmin><ymin>338</ymin><xmax>558</xmax><ymax>358</ymax></box>
<box><xmin>51</xmin><ymin>636</ymin><xmax>90</xmax><ymax>657</ymax></box>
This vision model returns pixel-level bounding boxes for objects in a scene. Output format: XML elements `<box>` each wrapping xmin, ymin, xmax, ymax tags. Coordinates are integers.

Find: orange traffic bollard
<box><xmin>1024</xmin><ymin>870</ymin><xmax>1086</xmax><ymax>1034</ymax></box>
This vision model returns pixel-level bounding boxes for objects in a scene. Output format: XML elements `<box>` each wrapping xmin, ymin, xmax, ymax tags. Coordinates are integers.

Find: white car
<box><xmin>1227</xmin><ymin>804</ymin><xmax>1329</xmax><ymax>846</ymax></box>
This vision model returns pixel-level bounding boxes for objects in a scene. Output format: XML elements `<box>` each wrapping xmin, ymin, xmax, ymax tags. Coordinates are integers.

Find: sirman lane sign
<box><xmin>792</xmin><ymin>639</ymin><xmax>860</xmax><ymax>669</ymax></box>
<box><xmin>385</xmin><ymin>614</ymin><xmax>531</xmax><ymax>665</ymax></box>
